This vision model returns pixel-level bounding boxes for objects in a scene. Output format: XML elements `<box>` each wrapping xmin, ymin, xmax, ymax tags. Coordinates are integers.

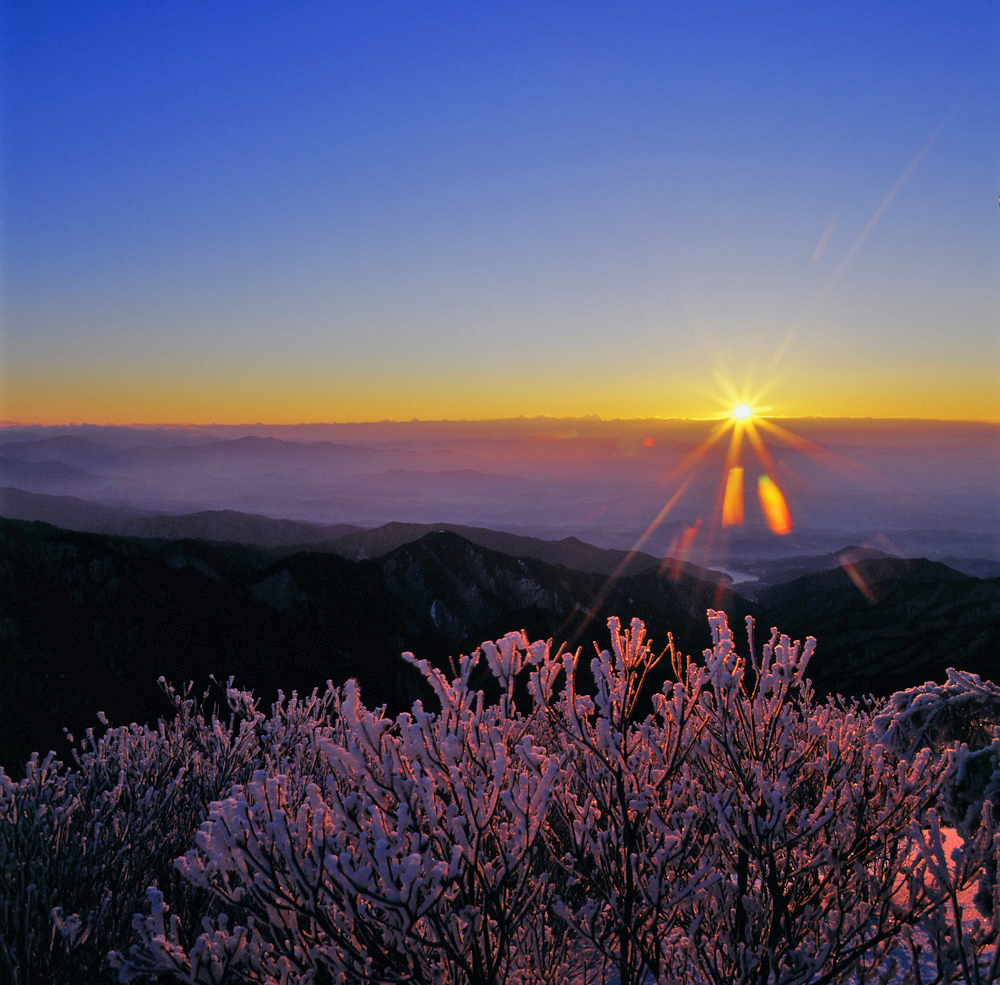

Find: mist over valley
<box><xmin>2</xmin><ymin>417</ymin><xmax>997</xmax><ymax>564</ymax></box>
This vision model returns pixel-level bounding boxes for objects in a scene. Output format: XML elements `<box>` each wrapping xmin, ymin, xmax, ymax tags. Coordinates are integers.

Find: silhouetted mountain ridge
<box><xmin>0</xmin><ymin>487</ymin><xmax>158</xmax><ymax>529</ymax></box>
<box><xmin>118</xmin><ymin>511</ymin><xmax>362</xmax><ymax>546</ymax></box>
<box><xmin>1</xmin><ymin>518</ymin><xmax>997</xmax><ymax>777</ymax></box>
<box><xmin>0</xmin><ymin>518</ymin><xmax>748</xmax><ymax>774</ymax></box>
<box><xmin>320</xmin><ymin>521</ymin><xmax>681</xmax><ymax>578</ymax></box>
<box><xmin>0</xmin><ymin>489</ymin><xmax>696</xmax><ymax>577</ymax></box>
<box><xmin>757</xmin><ymin>557</ymin><xmax>999</xmax><ymax>696</ymax></box>
<box><xmin>0</xmin><ymin>488</ymin><xmax>362</xmax><ymax>545</ymax></box>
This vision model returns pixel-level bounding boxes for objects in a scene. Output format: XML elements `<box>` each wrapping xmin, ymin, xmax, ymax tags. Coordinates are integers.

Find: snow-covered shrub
<box><xmin>0</xmin><ymin>678</ymin><xmax>334</xmax><ymax>984</ymax></box>
<box><xmin>872</xmin><ymin>670</ymin><xmax>1000</xmax><ymax>984</ymax></box>
<box><xmin>119</xmin><ymin>637</ymin><xmax>565</xmax><ymax>984</ymax></box>
<box><xmin>6</xmin><ymin>613</ymin><xmax>1000</xmax><ymax>984</ymax></box>
<box><xmin>873</xmin><ymin>671</ymin><xmax>1000</xmax><ymax>766</ymax></box>
<box><xmin>681</xmin><ymin>612</ymin><xmax>954</xmax><ymax>985</ymax></box>
<box><xmin>532</xmin><ymin>611</ymin><xmax>963</xmax><ymax>985</ymax></box>
<box><xmin>531</xmin><ymin>617</ymin><xmax>716</xmax><ymax>985</ymax></box>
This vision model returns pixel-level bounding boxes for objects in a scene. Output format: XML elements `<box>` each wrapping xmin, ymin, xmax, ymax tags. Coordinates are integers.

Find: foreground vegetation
<box><xmin>2</xmin><ymin>612</ymin><xmax>999</xmax><ymax>984</ymax></box>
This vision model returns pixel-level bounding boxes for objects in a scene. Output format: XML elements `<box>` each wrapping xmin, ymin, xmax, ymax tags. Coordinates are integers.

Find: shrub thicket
<box><xmin>2</xmin><ymin>611</ymin><xmax>998</xmax><ymax>984</ymax></box>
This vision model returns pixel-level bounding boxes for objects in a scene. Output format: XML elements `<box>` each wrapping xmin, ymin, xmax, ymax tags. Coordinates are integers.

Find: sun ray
<box><xmin>712</xmin><ymin>370</ymin><xmax>745</xmax><ymax>410</ymax></box>
<box><xmin>660</xmin><ymin>519</ymin><xmax>702</xmax><ymax>579</ymax></box>
<box><xmin>823</xmin><ymin>112</ymin><xmax>951</xmax><ymax>295</ymax></box>
<box><xmin>724</xmin><ymin>419</ymin><xmax>745</xmax><ymax>468</ymax></box>
<box><xmin>562</xmin><ymin>476</ymin><xmax>694</xmax><ymax>644</ymax></box>
<box><xmin>838</xmin><ymin>549</ymin><xmax>878</xmax><ymax>604</ymax></box>
<box><xmin>563</xmin><ymin>358</ymin><xmax>897</xmax><ymax>635</ymax></box>
<box><xmin>743</xmin><ymin>418</ymin><xmax>776</xmax><ymax>473</ymax></box>
<box><xmin>664</xmin><ymin>418</ymin><xmax>733</xmax><ymax>482</ymax></box>
<box><xmin>753</xmin><ymin>417</ymin><xmax>877</xmax><ymax>479</ymax></box>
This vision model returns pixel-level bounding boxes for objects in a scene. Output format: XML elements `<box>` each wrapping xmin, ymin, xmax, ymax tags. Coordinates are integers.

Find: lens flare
<box><xmin>660</xmin><ymin>520</ymin><xmax>701</xmax><ymax>580</ymax></box>
<box><xmin>561</xmin><ymin>476</ymin><xmax>693</xmax><ymax>644</ymax></box>
<box><xmin>757</xmin><ymin>474</ymin><xmax>792</xmax><ymax>535</ymax></box>
<box><xmin>839</xmin><ymin>560</ymin><xmax>877</xmax><ymax>604</ymax></box>
<box><xmin>562</xmin><ymin>362</ymin><xmax>881</xmax><ymax>644</ymax></box>
<box><xmin>838</xmin><ymin>549</ymin><xmax>878</xmax><ymax>604</ymax></box>
<box><xmin>722</xmin><ymin>467</ymin><xmax>745</xmax><ymax>526</ymax></box>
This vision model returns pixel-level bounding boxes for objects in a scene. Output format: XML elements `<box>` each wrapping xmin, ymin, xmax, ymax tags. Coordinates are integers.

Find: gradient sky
<box><xmin>1</xmin><ymin>1</ymin><xmax>998</xmax><ymax>425</ymax></box>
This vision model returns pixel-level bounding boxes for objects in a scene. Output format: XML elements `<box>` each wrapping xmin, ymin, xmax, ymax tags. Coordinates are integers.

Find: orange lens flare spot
<box><xmin>643</xmin><ymin>436</ymin><xmax>654</xmax><ymax>448</ymax></box>
<box><xmin>838</xmin><ymin>549</ymin><xmax>878</xmax><ymax>604</ymax></box>
<box><xmin>722</xmin><ymin>467</ymin><xmax>745</xmax><ymax>527</ymax></box>
<box><xmin>661</xmin><ymin>520</ymin><xmax>701</xmax><ymax>579</ymax></box>
<box><xmin>757</xmin><ymin>474</ymin><xmax>792</xmax><ymax>535</ymax></box>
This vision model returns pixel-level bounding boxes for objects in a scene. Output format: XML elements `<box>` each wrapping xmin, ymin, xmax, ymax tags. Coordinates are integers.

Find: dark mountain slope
<box><xmin>0</xmin><ymin>521</ymin><xmax>305</xmax><ymax>772</ymax></box>
<box><xmin>757</xmin><ymin>558</ymin><xmax>1000</xmax><ymax>697</ymax></box>
<box><xmin>272</xmin><ymin>530</ymin><xmax>744</xmax><ymax>671</ymax></box>
<box><xmin>0</xmin><ymin>519</ymin><xmax>749</xmax><ymax>775</ymax></box>
<box><xmin>322</xmin><ymin>520</ymin><xmax>685</xmax><ymax>578</ymax></box>
<box><xmin>941</xmin><ymin>556</ymin><xmax>1000</xmax><ymax>579</ymax></box>
<box><xmin>733</xmin><ymin>546</ymin><xmax>892</xmax><ymax>597</ymax></box>
<box><xmin>0</xmin><ymin>489</ymin><xmax>692</xmax><ymax>576</ymax></box>
<box><xmin>4</xmin><ymin>516</ymin><xmax>997</xmax><ymax>777</ymax></box>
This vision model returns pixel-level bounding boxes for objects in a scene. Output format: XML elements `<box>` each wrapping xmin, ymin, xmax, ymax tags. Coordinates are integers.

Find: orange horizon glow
<box><xmin>2</xmin><ymin>362</ymin><xmax>999</xmax><ymax>428</ymax></box>
<box><xmin>3</xmin><ymin>410</ymin><xmax>1000</xmax><ymax>428</ymax></box>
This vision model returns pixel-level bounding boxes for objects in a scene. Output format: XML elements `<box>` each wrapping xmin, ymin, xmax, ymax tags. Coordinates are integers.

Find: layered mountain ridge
<box><xmin>1</xmin><ymin>512</ymin><xmax>997</xmax><ymax>777</ymax></box>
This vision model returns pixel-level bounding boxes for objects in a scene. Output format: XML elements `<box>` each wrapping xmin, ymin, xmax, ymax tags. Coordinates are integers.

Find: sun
<box><xmin>563</xmin><ymin>375</ymin><xmax>870</xmax><ymax>643</ymax></box>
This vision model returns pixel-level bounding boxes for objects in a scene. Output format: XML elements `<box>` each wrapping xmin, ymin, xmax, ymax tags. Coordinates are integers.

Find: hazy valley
<box><xmin>2</xmin><ymin>418</ymin><xmax>997</xmax><ymax>562</ymax></box>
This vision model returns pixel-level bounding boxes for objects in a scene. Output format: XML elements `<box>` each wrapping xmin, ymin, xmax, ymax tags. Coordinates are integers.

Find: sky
<box><xmin>1</xmin><ymin>1</ymin><xmax>998</xmax><ymax>426</ymax></box>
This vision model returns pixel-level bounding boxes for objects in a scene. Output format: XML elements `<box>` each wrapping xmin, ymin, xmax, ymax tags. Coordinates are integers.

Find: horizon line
<box><xmin>2</xmin><ymin>414</ymin><xmax>999</xmax><ymax>429</ymax></box>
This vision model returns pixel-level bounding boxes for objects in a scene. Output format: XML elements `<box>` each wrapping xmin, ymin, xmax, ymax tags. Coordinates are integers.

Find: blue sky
<box><xmin>2</xmin><ymin>1</ymin><xmax>998</xmax><ymax>423</ymax></box>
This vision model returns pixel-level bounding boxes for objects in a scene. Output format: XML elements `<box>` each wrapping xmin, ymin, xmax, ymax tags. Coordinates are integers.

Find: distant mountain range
<box><xmin>1</xmin><ymin>512</ymin><xmax>998</xmax><ymax>776</ymax></box>
<box><xmin>121</xmin><ymin>512</ymin><xmax>364</xmax><ymax>546</ymax></box>
<box><xmin>0</xmin><ymin>434</ymin><xmax>383</xmax><ymax>469</ymax></box>
<box><xmin>3</xmin><ymin>420</ymin><xmax>997</xmax><ymax>561</ymax></box>
<box><xmin>6</xmin><ymin>486</ymin><xmax>1000</xmax><ymax>583</ymax></box>
<box><xmin>0</xmin><ymin>488</ymin><xmax>701</xmax><ymax>578</ymax></box>
<box><xmin>0</xmin><ymin>458</ymin><xmax>100</xmax><ymax>487</ymax></box>
<box><xmin>0</xmin><ymin>487</ymin><xmax>361</xmax><ymax>545</ymax></box>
